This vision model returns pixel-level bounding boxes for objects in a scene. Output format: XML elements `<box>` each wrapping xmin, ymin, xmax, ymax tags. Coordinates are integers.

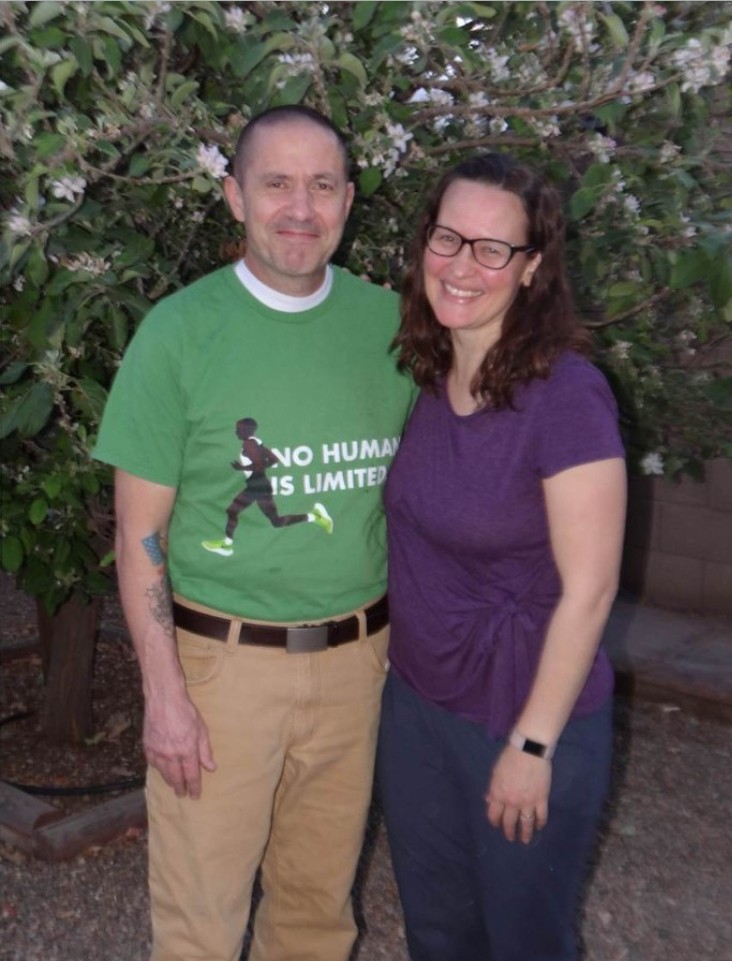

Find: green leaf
<box><xmin>30</xmin><ymin>26</ymin><xmax>66</xmax><ymax>49</ymax></box>
<box><xmin>1</xmin><ymin>383</ymin><xmax>54</xmax><ymax>439</ymax></box>
<box><xmin>582</xmin><ymin>163</ymin><xmax>614</xmax><ymax>189</ymax></box>
<box><xmin>359</xmin><ymin>167</ymin><xmax>383</xmax><ymax>197</ymax></box>
<box><xmin>230</xmin><ymin>32</ymin><xmax>296</xmax><ymax>79</ymax></box>
<box><xmin>271</xmin><ymin>73</ymin><xmax>312</xmax><ymax>106</ymax></box>
<box><xmin>29</xmin><ymin>498</ymin><xmax>49</xmax><ymax>526</ymax></box>
<box><xmin>170</xmin><ymin>79</ymin><xmax>200</xmax><ymax>109</ymax></box>
<box><xmin>352</xmin><ymin>1</ymin><xmax>378</xmax><ymax>30</ymax></box>
<box><xmin>25</xmin><ymin>245</ymin><xmax>49</xmax><ymax>288</ymax></box>
<box><xmin>108</xmin><ymin>308</ymin><xmax>129</xmax><ymax>351</ymax></box>
<box><xmin>669</xmin><ymin>248</ymin><xmax>710</xmax><ymax>289</ymax></box>
<box><xmin>335</xmin><ymin>52</ymin><xmax>368</xmax><ymax>87</ymax></box>
<box><xmin>709</xmin><ymin>252</ymin><xmax>732</xmax><ymax>310</ymax></box>
<box><xmin>606</xmin><ymin>282</ymin><xmax>640</xmax><ymax>298</ymax></box>
<box><xmin>73</xmin><ymin>378</ymin><xmax>108</xmax><ymax>423</ymax></box>
<box><xmin>568</xmin><ymin>187</ymin><xmax>597</xmax><ymax>221</ymax></box>
<box><xmin>42</xmin><ymin>476</ymin><xmax>63</xmax><ymax>499</ymax></box>
<box><xmin>599</xmin><ymin>12</ymin><xmax>629</xmax><ymax>48</ymax></box>
<box><xmin>0</xmin><ymin>362</ymin><xmax>29</xmax><ymax>386</ymax></box>
<box><xmin>69</xmin><ymin>37</ymin><xmax>93</xmax><ymax>76</ymax></box>
<box><xmin>28</xmin><ymin>0</ymin><xmax>64</xmax><ymax>28</ymax></box>
<box><xmin>35</xmin><ymin>132</ymin><xmax>66</xmax><ymax>158</ymax></box>
<box><xmin>115</xmin><ymin>234</ymin><xmax>156</xmax><ymax>269</ymax></box>
<box><xmin>0</xmin><ymin>537</ymin><xmax>23</xmax><ymax>573</ymax></box>
<box><xmin>96</xmin><ymin>16</ymin><xmax>133</xmax><ymax>43</ymax></box>
<box><xmin>51</xmin><ymin>55</ymin><xmax>79</xmax><ymax>96</ymax></box>
<box><xmin>128</xmin><ymin>154</ymin><xmax>152</xmax><ymax>176</ymax></box>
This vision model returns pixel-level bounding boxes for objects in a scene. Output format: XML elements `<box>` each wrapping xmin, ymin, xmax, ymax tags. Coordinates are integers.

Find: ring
<box><xmin>519</xmin><ymin>812</ymin><xmax>536</xmax><ymax>821</ymax></box>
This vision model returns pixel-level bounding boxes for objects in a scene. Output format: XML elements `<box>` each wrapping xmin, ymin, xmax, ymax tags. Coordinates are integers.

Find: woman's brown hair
<box><xmin>394</xmin><ymin>152</ymin><xmax>590</xmax><ymax>409</ymax></box>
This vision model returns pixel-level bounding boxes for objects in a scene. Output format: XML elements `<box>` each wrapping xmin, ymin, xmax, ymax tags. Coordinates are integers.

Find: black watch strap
<box><xmin>509</xmin><ymin>729</ymin><xmax>556</xmax><ymax>760</ymax></box>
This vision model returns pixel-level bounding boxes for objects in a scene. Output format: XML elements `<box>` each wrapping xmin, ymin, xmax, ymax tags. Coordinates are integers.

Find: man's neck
<box><xmin>234</xmin><ymin>259</ymin><xmax>333</xmax><ymax>312</ymax></box>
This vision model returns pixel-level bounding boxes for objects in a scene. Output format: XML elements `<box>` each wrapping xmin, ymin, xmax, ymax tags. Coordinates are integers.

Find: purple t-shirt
<box><xmin>385</xmin><ymin>352</ymin><xmax>625</xmax><ymax>736</ymax></box>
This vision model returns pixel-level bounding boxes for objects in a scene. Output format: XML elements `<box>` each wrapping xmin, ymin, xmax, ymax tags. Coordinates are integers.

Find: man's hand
<box><xmin>143</xmin><ymin>689</ymin><xmax>216</xmax><ymax>799</ymax></box>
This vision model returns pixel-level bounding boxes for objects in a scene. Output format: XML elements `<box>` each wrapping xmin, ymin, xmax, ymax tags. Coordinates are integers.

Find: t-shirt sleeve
<box><xmin>93</xmin><ymin>310</ymin><xmax>186</xmax><ymax>488</ymax></box>
<box><xmin>532</xmin><ymin>356</ymin><xmax>625</xmax><ymax>479</ymax></box>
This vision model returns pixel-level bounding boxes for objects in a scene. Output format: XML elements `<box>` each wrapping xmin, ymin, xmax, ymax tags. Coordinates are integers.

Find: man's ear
<box><xmin>223</xmin><ymin>176</ymin><xmax>245</xmax><ymax>223</ymax></box>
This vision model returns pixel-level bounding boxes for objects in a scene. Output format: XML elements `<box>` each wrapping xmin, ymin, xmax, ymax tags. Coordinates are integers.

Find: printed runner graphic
<box><xmin>202</xmin><ymin>417</ymin><xmax>333</xmax><ymax>557</ymax></box>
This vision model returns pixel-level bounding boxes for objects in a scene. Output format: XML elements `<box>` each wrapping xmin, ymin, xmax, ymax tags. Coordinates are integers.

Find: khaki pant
<box><xmin>147</xmin><ymin>597</ymin><xmax>389</xmax><ymax>961</ymax></box>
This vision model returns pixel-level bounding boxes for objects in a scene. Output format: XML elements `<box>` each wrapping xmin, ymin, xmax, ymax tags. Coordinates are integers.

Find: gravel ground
<box><xmin>2</xmin><ymin>697</ymin><xmax>731</xmax><ymax>961</ymax></box>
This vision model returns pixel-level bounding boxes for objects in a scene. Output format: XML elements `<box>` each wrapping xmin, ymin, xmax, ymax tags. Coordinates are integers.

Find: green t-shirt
<box><xmin>94</xmin><ymin>265</ymin><xmax>415</xmax><ymax>621</ymax></box>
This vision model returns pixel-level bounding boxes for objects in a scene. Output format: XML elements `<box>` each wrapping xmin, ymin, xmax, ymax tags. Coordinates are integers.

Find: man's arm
<box><xmin>115</xmin><ymin>469</ymin><xmax>216</xmax><ymax>798</ymax></box>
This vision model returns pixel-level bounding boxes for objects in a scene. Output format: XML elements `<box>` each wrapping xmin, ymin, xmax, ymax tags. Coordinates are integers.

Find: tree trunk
<box><xmin>36</xmin><ymin>592</ymin><xmax>101</xmax><ymax>744</ymax></box>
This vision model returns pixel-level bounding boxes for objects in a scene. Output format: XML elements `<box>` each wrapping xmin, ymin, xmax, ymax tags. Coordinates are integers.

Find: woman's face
<box><xmin>423</xmin><ymin>179</ymin><xmax>541</xmax><ymax>351</ymax></box>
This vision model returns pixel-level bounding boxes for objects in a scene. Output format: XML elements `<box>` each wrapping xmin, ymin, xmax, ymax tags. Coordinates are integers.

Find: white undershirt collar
<box><xmin>234</xmin><ymin>259</ymin><xmax>332</xmax><ymax>312</ymax></box>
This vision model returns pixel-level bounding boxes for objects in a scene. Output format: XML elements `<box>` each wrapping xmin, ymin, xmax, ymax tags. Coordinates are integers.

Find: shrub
<box><xmin>2</xmin><ymin>0</ymin><xmax>731</xmax><ymax>611</ymax></box>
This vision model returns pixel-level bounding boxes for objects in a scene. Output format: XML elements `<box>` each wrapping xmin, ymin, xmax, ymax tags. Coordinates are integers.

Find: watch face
<box><xmin>522</xmin><ymin>738</ymin><xmax>546</xmax><ymax>758</ymax></box>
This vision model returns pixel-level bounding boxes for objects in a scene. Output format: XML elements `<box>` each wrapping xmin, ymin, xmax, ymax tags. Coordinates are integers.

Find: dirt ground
<box><xmin>1</xmin><ymin>576</ymin><xmax>731</xmax><ymax>961</ymax></box>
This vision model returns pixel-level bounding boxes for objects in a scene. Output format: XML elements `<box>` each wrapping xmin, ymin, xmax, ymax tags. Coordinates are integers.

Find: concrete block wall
<box><xmin>622</xmin><ymin>458</ymin><xmax>732</xmax><ymax>617</ymax></box>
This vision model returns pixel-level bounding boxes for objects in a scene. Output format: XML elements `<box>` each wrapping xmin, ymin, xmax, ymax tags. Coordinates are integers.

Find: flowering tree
<box><xmin>1</xmin><ymin>0</ymin><xmax>731</xmax><ymax>619</ymax></box>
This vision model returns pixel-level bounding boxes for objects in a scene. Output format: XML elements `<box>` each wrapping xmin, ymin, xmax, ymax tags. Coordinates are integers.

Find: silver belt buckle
<box><xmin>286</xmin><ymin>624</ymin><xmax>330</xmax><ymax>654</ymax></box>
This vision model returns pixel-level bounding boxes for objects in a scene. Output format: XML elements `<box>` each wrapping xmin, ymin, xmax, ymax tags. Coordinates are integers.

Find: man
<box><xmin>94</xmin><ymin>106</ymin><xmax>414</xmax><ymax>961</ymax></box>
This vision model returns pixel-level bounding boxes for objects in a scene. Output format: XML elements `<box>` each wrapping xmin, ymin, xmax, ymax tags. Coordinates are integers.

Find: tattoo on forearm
<box><xmin>141</xmin><ymin>532</ymin><xmax>166</xmax><ymax>567</ymax></box>
<box><xmin>145</xmin><ymin>576</ymin><xmax>175</xmax><ymax>638</ymax></box>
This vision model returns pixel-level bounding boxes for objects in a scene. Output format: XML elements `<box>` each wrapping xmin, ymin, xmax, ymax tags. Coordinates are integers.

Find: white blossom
<box><xmin>587</xmin><ymin>134</ymin><xmax>617</xmax><ymax>163</ymax></box>
<box><xmin>489</xmin><ymin>117</ymin><xmax>509</xmax><ymax>135</ymax></box>
<box><xmin>659</xmin><ymin>141</ymin><xmax>681</xmax><ymax>164</ymax></box>
<box><xmin>144</xmin><ymin>0</ymin><xmax>171</xmax><ymax>30</ymax></box>
<box><xmin>64</xmin><ymin>253</ymin><xmax>110</xmax><ymax>276</ymax></box>
<box><xmin>610</xmin><ymin>341</ymin><xmax>632</xmax><ymax>361</ymax></box>
<box><xmin>196</xmin><ymin>144</ymin><xmax>228</xmax><ymax>179</ymax></box>
<box><xmin>679</xmin><ymin>214</ymin><xmax>697</xmax><ymax>238</ymax></box>
<box><xmin>672</xmin><ymin>37</ymin><xmax>731</xmax><ymax>93</ymax></box>
<box><xmin>623</xmin><ymin>194</ymin><xmax>641</xmax><ymax>216</ymax></box>
<box><xmin>640</xmin><ymin>452</ymin><xmax>665</xmax><ymax>476</ymax></box>
<box><xmin>429</xmin><ymin>89</ymin><xmax>453</xmax><ymax>107</ymax></box>
<box><xmin>626</xmin><ymin>71</ymin><xmax>656</xmax><ymax>95</ymax></box>
<box><xmin>50</xmin><ymin>175</ymin><xmax>87</xmax><ymax>202</ymax></box>
<box><xmin>386</xmin><ymin>122</ymin><xmax>413</xmax><ymax>154</ymax></box>
<box><xmin>277</xmin><ymin>52</ymin><xmax>316</xmax><ymax>78</ymax></box>
<box><xmin>531</xmin><ymin>116</ymin><xmax>561</xmax><ymax>138</ymax></box>
<box><xmin>677</xmin><ymin>329</ymin><xmax>694</xmax><ymax>345</ymax></box>
<box><xmin>395</xmin><ymin>45</ymin><xmax>419</xmax><ymax>67</ymax></box>
<box><xmin>485</xmin><ymin>49</ymin><xmax>511</xmax><ymax>83</ymax></box>
<box><xmin>7</xmin><ymin>212</ymin><xmax>35</xmax><ymax>237</ymax></box>
<box><xmin>559</xmin><ymin>6</ymin><xmax>596</xmax><ymax>51</ymax></box>
<box><xmin>469</xmin><ymin>92</ymin><xmax>490</xmax><ymax>110</ymax></box>
<box><xmin>13</xmin><ymin>274</ymin><xmax>25</xmax><ymax>291</ymax></box>
<box><xmin>224</xmin><ymin>6</ymin><xmax>250</xmax><ymax>34</ymax></box>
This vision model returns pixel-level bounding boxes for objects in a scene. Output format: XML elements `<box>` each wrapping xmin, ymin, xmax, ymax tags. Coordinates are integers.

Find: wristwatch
<box><xmin>509</xmin><ymin>729</ymin><xmax>556</xmax><ymax>761</ymax></box>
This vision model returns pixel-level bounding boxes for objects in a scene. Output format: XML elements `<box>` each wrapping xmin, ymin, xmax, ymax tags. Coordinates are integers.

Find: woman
<box><xmin>378</xmin><ymin>153</ymin><xmax>626</xmax><ymax>961</ymax></box>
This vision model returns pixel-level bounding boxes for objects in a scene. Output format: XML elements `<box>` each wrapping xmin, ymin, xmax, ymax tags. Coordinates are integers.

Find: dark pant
<box><xmin>376</xmin><ymin>671</ymin><xmax>613</xmax><ymax>961</ymax></box>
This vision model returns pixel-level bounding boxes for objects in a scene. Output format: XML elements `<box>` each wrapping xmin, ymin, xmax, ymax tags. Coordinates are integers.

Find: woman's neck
<box><xmin>447</xmin><ymin>330</ymin><xmax>496</xmax><ymax>415</ymax></box>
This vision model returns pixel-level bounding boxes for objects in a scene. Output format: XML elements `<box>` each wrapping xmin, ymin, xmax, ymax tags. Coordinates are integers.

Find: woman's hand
<box><xmin>485</xmin><ymin>744</ymin><xmax>551</xmax><ymax>844</ymax></box>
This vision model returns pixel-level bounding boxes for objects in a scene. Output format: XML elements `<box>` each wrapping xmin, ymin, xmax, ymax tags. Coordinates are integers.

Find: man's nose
<box><xmin>287</xmin><ymin>184</ymin><xmax>315</xmax><ymax>218</ymax></box>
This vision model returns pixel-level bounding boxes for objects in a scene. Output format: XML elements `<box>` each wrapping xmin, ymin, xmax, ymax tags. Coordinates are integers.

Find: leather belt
<box><xmin>172</xmin><ymin>595</ymin><xmax>389</xmax><ymax>654</ymax></box>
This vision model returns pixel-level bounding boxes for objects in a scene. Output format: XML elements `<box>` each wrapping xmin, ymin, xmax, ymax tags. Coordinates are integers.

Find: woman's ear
<box><xmin>521</xmin><ymin>252</ymin><xmax>542</xmax><ymax>288</ymax></box>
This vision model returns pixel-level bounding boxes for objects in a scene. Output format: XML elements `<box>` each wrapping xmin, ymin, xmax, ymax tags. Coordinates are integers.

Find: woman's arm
<box><xmin>485</xmin><ymin>456</ymin><xmax>626</xmax><ymax>842</ymax></box>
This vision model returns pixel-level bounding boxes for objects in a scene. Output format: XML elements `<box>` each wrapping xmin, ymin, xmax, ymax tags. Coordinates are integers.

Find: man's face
<box><xmin>224</xmin><ymin>119</ymin><xmax>355</xmax><ymax>296</ymax></box>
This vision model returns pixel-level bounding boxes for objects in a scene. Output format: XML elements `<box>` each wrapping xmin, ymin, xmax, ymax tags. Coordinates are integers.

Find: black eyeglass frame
<box><xmin>426</xmin><ymin>224</ymin><xmax>538</xmax><ymax>270</ymax></box>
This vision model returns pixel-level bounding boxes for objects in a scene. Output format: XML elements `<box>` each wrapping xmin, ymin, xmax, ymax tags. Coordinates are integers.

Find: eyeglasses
<box><xmin>426</xmin><ymin>224</ymin><xmax>537</xmax><ymax>270</ymax></box>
